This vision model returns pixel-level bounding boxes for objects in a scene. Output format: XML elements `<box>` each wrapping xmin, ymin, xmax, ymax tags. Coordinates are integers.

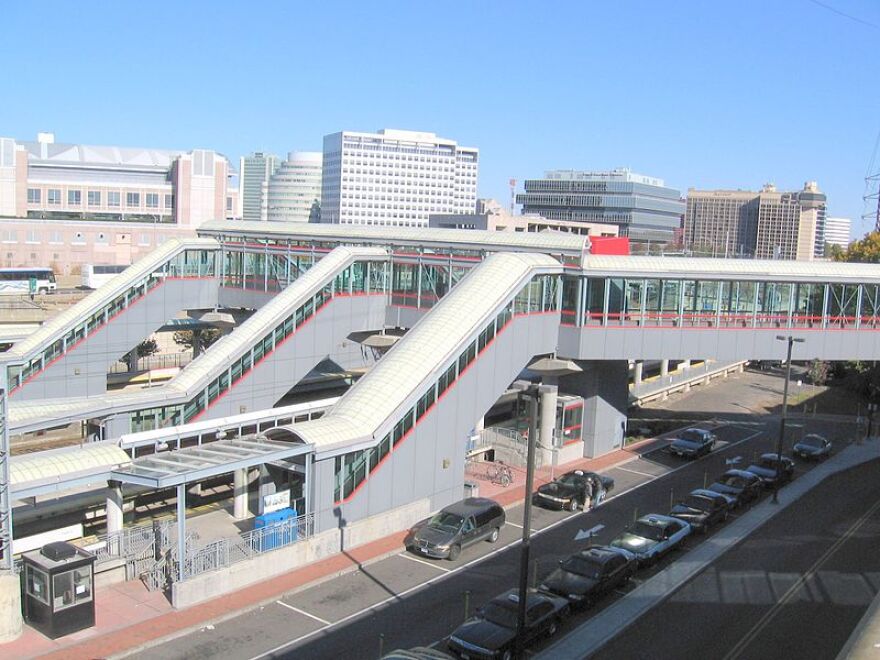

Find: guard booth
<box><xmin>22</xmin><ymin>542</ymin><xmax>96</xmax><ymax>639</ymax></box>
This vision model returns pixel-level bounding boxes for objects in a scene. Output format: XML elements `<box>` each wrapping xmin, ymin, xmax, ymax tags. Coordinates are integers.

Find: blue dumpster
<box><xmin>254</xmin><ymin>508</ymin><xmax>297</xmax><ymax>551</ymax></box>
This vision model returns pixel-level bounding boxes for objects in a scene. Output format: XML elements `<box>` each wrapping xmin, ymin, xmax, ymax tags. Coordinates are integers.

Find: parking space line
<box><xmin>275</xmin><ymin>600</ymin><xmax>331</xmax><ymax>626</ymax></box>
<box><xmin>506</xmin><ymin>521</ymin><xmax>538</xmax><ymax>533</ymax></box>
<box><xmin>397</xmin><ymin>552</ymin><xmax>451</xmax><ymax>572</ymax></box>
<box><xmin>616</xmin><ymin>465</ymin><xmax>662</xmax><ymax>479</ymax></box>
<box><xmin>251</xmin><ymin>429</ymin><xmax>765</xmax><ymax>660</ymax></box>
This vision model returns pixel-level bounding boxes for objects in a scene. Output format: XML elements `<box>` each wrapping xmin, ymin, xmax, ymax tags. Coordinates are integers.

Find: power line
<box><xmin>806</xmin><ymin>0</ymin><xmax>880</xmax><ymax>30</ymax></box>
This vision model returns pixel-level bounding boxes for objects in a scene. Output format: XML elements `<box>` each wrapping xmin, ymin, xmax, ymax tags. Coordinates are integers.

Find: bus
<box><xmin>0</xmin><ymin>268</ymin><xmax>57</xmax><ymax>295</ymax></box>
<box><xmin>81</xmin><ymin>263</ymin><xmax>129</xmax><ymax>290</ymax></box>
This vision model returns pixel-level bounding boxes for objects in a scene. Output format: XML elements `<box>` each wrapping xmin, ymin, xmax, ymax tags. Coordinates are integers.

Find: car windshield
<box><xmin>557</xmin><ymin>473</ymin><xmax>584</xmax><ymax>486</ymax></box>
<box><xmin>801</xmin><ymin>435</ymin><xmax>825</xmax><ymax>448</ymax></box>
<box><xmin>718</xmin><ymin>475</ymin><xmax>746</xmax><ymax>488</ymax></box>
<box><xmin>481</xmin><ymin>602</ymin><xmax>518</xmax><ymax>629</ymax></box>
<box><xmin>427</xmin><ymin>512</ymin><xmax>463</xmax><ymax>532</ymax></box>
<box><xmin>759</xmin><ymin>457</ymin><xmax>779</xmax><ymax>469</ymax></box>
<box><xmin>683</xmin><ymin>495</ymin><xmax>711</xmax><ymax>511</ymax></box>
<box><xmin>560</xmin><ymin>556</ymin><xmax>602</xmax><ymax>579</ymax></box>
<box><xmin>678</xmin><ymin>430</ymin><xmax>704</xmax><ymax>442</ymax></box>
<box><xmin>631</xmin><ymin>521</ymin><xmax>665</xmax><ymax>541</ymax></box>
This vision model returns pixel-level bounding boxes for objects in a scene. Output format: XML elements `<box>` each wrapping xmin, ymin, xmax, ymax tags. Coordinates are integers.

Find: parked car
<box><xmin>408</xmin><ymin>498</ymin><xmax>505</xmax><ymax>560</ymax></box>
<box><xmin>667</xmin><ymin>428</ymin><xmax>717</xmax><ymax>459</ymax></box>
<box><xmin>707</xmin><ymin>469</ymin><xmax>763</xmax><ymax>508</ymax></box>
<box><xmin>447</xmin><ymin>589</ymin><xmax>569</xmax><ymax>660</ymax></box>
<box><xmin>792</xmin><ymin>434</ymin><xmax>833</xmax><ymax>461</ymax></box>
<box><xmin>669</xmin><ymin>489</ymin><xmax>731</xmax><ymax>534</ymax></box>
<box><xmin>532</xmin><ymin>470</ymin><xmax>614</xmax><ymax>512</ymax></box>
<box><xmin>745</xmin><ymin>453</ymin><xmax>795</xmax><ymax>488</ymax></box>
<box><xmin>610</xmin><ymin>514</ymin><xmax>691</xmax><ymax>565</ymax></box>
<box><xmin>539</xmin><ymin>545</ymin><xmax>637</xmax><ymax>607</ymax></box>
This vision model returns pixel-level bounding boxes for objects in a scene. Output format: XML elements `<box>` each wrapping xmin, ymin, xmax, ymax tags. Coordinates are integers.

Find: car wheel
<box><xmin>547</xmin><ymin>618</ymin><xmax>560</xmax><ymax>637</ymax></box>
<box><xmin>568</xmin><ymin>499</ymin><xmax>579</xmax><ymax>512</ymax></box>
<box><xmin>447</xmin><ymin>544</ymin><xmax>461</xmax><ymax>561</ymax></box>
<box><xmin>488</xmin><ymin>527</ymin><xmax>500</xmax><ymax>544</ymax></box>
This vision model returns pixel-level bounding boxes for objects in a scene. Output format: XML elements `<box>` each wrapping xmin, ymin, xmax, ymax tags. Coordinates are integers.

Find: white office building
<box><xmin>824</xmin><ymin>216</ymin><xmax>851</xmax><ymax>249</ymax></box>
<box><xmin>320</xmin><ymin>128</ymin><xmax>479</xmax><ymax>227</ymax></box>
<box><xmin>267</xmin><ymin>151</ymin><xmax>322</xmax><ymax>223</ymax></box>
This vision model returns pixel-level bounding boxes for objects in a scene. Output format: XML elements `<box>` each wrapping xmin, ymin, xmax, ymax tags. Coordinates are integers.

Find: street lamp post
<box><xmin>511</xmin><ymin>380</ymin><xmax>550</xmax><ymax>658</ymax></box>
<box><xmin>773</xmin><ymin>335</ymin><xmax>804</xmax><ymax>504</ymax></box>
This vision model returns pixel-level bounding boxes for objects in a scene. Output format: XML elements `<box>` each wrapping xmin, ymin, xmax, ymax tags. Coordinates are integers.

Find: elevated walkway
<box><xmin>4</xmin><ymin>238</ymin><xmax>220</xmax><ymax>400</ymax></box>
<box><xmin>7</xmin><ymin>247</ymin><xmax>389</xmax><ymax>437</ymax></box>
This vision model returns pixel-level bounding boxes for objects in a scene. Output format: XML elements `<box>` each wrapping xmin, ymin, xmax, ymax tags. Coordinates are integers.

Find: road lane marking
<box><xmin>250</xmin><ymin>428</ymin><xmax>764</xmax><ymax>660</ymax></box>
<box><xmin>722</xmin><ymin>497</ymin><xmax>880</xmax><ymax>660</ymax></box>
<box><xmin>616</xmin><ymin>465</ymin><xmax>662</xmax><ymax>479</ymax></box>
<box><xmin>397</xmin><ymin>552</ymin><xmax>451</xmax><ymax>572</ymax></box>
<box><xmin>275</xmin><ymin>601</ymin><xmax>331</xmax><ymax>626</ymax></box>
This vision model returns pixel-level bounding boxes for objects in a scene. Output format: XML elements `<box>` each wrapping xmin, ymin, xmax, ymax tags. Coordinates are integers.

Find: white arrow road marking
<box><xmin>575</xmin><ymin>524</ymin><xmax>605</xmax><ymax>541</ymax></box>
<box><xmin>725</xmin><ymin>456</ymin><xmax>743</xmax><ymax>465</ymax></box>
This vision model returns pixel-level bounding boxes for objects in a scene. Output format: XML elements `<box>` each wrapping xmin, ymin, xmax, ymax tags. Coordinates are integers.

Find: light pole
<box><xmin>773</xmin><ymin>335</ymin><xmax>804</xmax><ymax>504</ymax></box>
<box><xmin>511</xmin><ymin>380</ymin><xmax>551</xmax><ymax>658</ymax></box>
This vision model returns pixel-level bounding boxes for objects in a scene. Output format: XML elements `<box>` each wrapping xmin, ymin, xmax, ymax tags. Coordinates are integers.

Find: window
<box><xmin>126</xmin><ymin>192</ymin><xmax>140</xmax><ymax>207</ymax></box>
<box><xmin>96</xmin><ymin>232</ymin><xmax>108</xmax><ymax>244</ymax></box>
<box><xmin>146</xmin><ymin>193</ymin><xmax>159</xmax><ymax>208</ymax></box>
<box><xmin>26</xmin><ymin>566</ymin><xmax>49</xmax><ymax>605</ymax></box>
<box><xmin>26</xmin><ymin>230</ymin><xmax>39</xmax><ymax>243</ymax></box>
<box><xmin>68</xmin><ymin>189</ymin><xmax>82</xmax><ymax>205</ymax></box>
<box><xmin>48</xmin><ymin>189</ymin><xmax>61</xmax><ymax>205</ymax></box>
<box><xmin>27</xmin><ymin>188</ymin><xmax>41</xmax><ymax>204</ymax></box>
<box><xmin>49</xmin><ymin>231</ymin><xmax>62</xmax><ymax>244</ymax></box>
<box><xmin>88</xmin><ymin>190</ymin><xmax>101</xmax><ymax>207</ymax></box>
<box><xmin>226</xmin><ymin>196</ymin><xmax>233</xmax><ymax>211</ymax></box>
<box><xmin>138</xmin><ymin>234</ymin><xmax>151</xmax><ymax>246</ymax></box>
<box><xmin>108</xmin><ymin>191</ymin><xmax>120</xmax><ymax>207</ymax></box>
<box><xmin>164</xmin><ymin>194</ymin><xmax>173</xmax><ymax>208</ymax></box>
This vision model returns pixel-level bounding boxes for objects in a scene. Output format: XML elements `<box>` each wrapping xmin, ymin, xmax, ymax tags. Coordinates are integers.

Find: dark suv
<box><xmin>408</xmin><ymin>498</ymin><xmax>505</xmax><ymax>560</ymax></box>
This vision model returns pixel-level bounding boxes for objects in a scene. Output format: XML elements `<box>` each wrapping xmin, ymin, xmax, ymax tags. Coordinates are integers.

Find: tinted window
<box><xmin>679</xmin><ymin>430</ymin><xmax>705</xmax><ymax>442</ymax></box>
<box><xmin>428</xmin><ymin>512</ymin><xmax>462</xmax><ymax>532</ymax></box>
<box><xmin>527</xmin><ymin>601</ymin><xmax>553</xmax><ymax>623</ymax></box>
<box><xmin>560</xmin><ymin>556</ymin><xmax>602</xmax><ymax>579</ymax></box>
<box><xmin>684</xmin><ymin>495</ymin><xmax>712</xmax><ymax>512</ymax></box>
<box><xmin>482</xmin><ymin>602</ymin><xmax>518</xmax><ymax>629</ymax></box>
<box><xmin>801</xmin><ymin>435</ymin><xmax>826</xmax><ymax>448</ymax></box>
<box><xmin>475</xmin><ymin>507</ymin><xmax>498</xmax><ymax>527</ymax></box>
<box><xmin>631</xmin><ymin>522</ymin><xmax>665</xmax><ymax>541</ymax></box>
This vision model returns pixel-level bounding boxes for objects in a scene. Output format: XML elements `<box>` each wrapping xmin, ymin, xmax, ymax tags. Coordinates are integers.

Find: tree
<box><xmin>173</xmin><ymin>328</ymin><xmax>221</xmax><ymax>357</ymax></box>
<box><xmin>835</xmin><ymin>232</ymin><xmax>880</xmax><ymax>263</ymax></box>
<box><xmin>125</xmin><ymin>338</ymin><xmax>159</xmax><ymax>371</ymax></box>
<box><xmin>807</xmin><ymin>359</ymin><xmax>829</xmax><ymax>386</ymax></box>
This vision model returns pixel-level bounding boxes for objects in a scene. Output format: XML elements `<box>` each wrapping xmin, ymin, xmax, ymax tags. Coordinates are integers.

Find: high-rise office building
<box><xmin>824</xmin><ymin>217</ymin><xmax>852</xmax><ymax>249</ymax></box>
<box><xmin>267</xmin><ymin>151</ymin><xmax>322</xmax><ymax>223</ymax></box>
<box><xmin>239</xmin><ymin>152</ymin><xmax>279</xmax><ymax>222</ymax></box>
<box><xmin>320</xmin><ymin>129</ymin><xmax>479</xmax><ymax>226</ymax></box>
<box><xmin>685</xmin><ymin>182</ymin><xmax>827</xmax><ymax>260</ymax></box>
<box><xmin>515</xmin><ymin>168</ymin><xmax>685</xmax><ymax>243</ymax></box>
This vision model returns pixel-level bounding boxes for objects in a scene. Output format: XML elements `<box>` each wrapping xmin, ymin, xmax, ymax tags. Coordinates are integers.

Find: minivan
<box><xmin>409</xmin><ymin>497</ymin><xmax>506</xmax><ymax>560</ymax></box>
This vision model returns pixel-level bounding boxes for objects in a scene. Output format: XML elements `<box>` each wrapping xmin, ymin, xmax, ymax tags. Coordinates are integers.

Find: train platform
<box><xmin>0</xmin><ymin>435</ymin><xmax>671</xmax><ymax>660</ymax></box>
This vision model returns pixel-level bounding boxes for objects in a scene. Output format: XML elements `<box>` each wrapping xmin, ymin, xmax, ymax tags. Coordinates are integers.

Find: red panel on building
<box><xmin>589</xmin><ymin>236</ymin><xmax>630</xmax><ymax>255</ymax></box>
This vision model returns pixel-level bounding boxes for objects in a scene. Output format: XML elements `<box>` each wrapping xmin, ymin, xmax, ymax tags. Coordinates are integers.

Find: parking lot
<box><xmin>130</xmin><ymin>418</ymin><xmax>859</xmax><ymax>660</ymax></box>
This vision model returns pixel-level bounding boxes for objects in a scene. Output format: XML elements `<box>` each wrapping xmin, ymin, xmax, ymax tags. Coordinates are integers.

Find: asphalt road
<box><xmin>131</xmin><ymin>417</ymin><xmax>856</xmax><ymax>660</ymax></box>
<box><xmin>595</xmin><ymin>457</ymin><xmax>880</xmax><ymax>660</ymax></box>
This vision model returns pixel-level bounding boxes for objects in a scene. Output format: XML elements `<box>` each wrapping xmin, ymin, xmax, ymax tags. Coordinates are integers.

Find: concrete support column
<box><xmin>233</xmin><ymin>468</ymin><xmax>248</xmax><ymax>520</ymax></box>
<box><xmin>681</xmin><ymin>359</ymin><xmax>691</xmax><ymax>371</ymax></box>
<box><xmin>0</xmin><ymin>574</ymin><xmax>23</xmax><ymax>642</ymax></box>
<box><xmin>633</xmin><ymin>361</ymin><xmax>644</xmax><ymax>385</ymax></box>
<box><xmin>474</xmin><ymin>416</ymin><xmax>485</xmax><ymax>433</ymax></box>
<box><xmin>106</xmin><ymin>480</ymin><xmax>124</xmax><ymax>535</ymax></box>
<box><xmin>660</xmin><ymin>360</ymin><xmax>669</xmax><ymax>377</ymax></box>
<box><xmin>539</xmin><ymin>385</ymin><xmax>558</xmax><ymax>466</ymax></box>
<box><xmin>560</xmin><ymin>360</ymin><xmax>628</xmax><ymax>459</ymax></box>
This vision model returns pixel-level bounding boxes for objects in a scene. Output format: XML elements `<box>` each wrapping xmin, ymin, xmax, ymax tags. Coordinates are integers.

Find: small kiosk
<box><xmin>22</xmin><ymin>541</ymin><xmax>96</xmax><ymax>639</ymax></box>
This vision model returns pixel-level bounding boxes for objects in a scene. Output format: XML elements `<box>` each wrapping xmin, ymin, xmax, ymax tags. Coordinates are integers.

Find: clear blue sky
<box><xmin>2</xmin><ymin>0</ymin><xmax>878</xmax><ymax>238</ymax></box>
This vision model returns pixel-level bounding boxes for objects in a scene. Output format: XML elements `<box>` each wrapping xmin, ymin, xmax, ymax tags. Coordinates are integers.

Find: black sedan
<box><xmin>669</xmin><ymin>489</ymin><xmax>730</xmax><ymax>533</ymax></box>
<box><xmin>707</xmin><ymin>469</ymin><xmax>763</xmax><ymax>508</ymax></box>
<box><xmin>667</xmin><ymin>428</ymin><xmax>717</xmax><ymax>459</ymax></box>
<box><xmin>745</xmin><ymin>453</ymin><xmax>795</xmax><ymax>488</ymax></box>
<box><xmin>539</xmin><ymin>545</ymin><xmax>637</xmax><ymax>607</ymax></box>
<box><xmin>792</xmin><ymin>434</ymin><xmax>833</xmax><ymax>461</ymax></box>
<box><xmin>447</xmin><ymin>589</ymin><xmax>569</xmax><ymax>660</ymax></box>
<box><xmin>532</xmin><ymin>470</ymin><xmax>614</xmax><ymax>512</ymax></box>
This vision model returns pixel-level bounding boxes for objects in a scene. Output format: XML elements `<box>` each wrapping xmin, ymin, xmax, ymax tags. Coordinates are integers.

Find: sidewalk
<box><xmin>3</xmin><ymin>436</ymin><xmax>672</xmax><ymax>660</ymax></box>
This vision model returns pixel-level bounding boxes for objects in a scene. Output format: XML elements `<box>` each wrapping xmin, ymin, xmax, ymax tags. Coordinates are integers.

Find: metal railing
<box><xmin>87</xmin><ymin>519</ymin><xmax>175</xmax><ymax>564</ymax></box>
<box><xmin>182</xmin><ymin>512</ymin><xmax>315</xmax><ymax>581</ymax></box>
<box><xmin>109</xmin><ymin>352</ymin><xmax>194</xmax><ymax>374</ymax></box>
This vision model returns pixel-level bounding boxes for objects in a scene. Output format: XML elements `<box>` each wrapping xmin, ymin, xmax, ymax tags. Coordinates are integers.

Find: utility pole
<box><xmin>773</xmin><ymin>335</ymin><xmax>804</xmax><ymax>504</ymax></box>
